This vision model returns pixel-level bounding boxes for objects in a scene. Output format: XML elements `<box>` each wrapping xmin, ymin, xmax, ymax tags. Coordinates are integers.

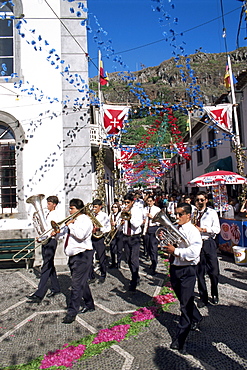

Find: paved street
<box><xmin>1</xmin><ymin>249</ymin><xmax>247</xmax><ymax>370</ymax></box>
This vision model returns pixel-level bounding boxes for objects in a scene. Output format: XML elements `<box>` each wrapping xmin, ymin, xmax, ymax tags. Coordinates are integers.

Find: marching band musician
<box><xmin>88</xmin><ymin>199</ymin><xmax>111</xmax><ymax>284</ymax></box>
<box><xmin>61</xmin><ymin>198</ymin><xmax>95</xmax><ymax>324</ymax></box>
<box><xmin>143</xmin><ymin>195</ymin><xmax>160</xmax><ymax>275</ymax></box>
<box><xmin>192</xmin><ymin>191</ymin><xmax>220</xmax><ymax>308</ymax></box>
<box><xmin>162</xmin><ymin>202</ymin><xmax>203</xmax><ymax>353</ymax></box>
<box><xmin>122</xmin><ymin>193</ymin><xmax>143</xmax><ymax>292</ymax></box>
<box><xmin>26</xmin><ymin>196</ymin><xmax>61</xmax><ymax>304</ymax></box>
<box><xmin>108</xmin><ymin>202</ymin><xmax>123</xmax><ymax>269</ymax></box>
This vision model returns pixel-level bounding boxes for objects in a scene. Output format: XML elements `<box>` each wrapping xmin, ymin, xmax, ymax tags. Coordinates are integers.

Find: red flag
<box><xmin>204</xmin><ymin>104</ymin><xmax>232</xmax><ymax>133</ymax></box>
<box><xmin>103</xmin><ymin>104</ymin><xmax>129</xmax><ymax>135</ymax></box>
<box><xmin>100</xmin><ymin>60</ymin><xmax>109</xmax><ymax>86</ymax></box>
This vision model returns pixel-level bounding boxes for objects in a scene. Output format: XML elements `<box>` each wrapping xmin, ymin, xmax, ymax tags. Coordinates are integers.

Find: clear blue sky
<box><xmin>87</xmin><ymin>0</ymin><xmax>247</xmax><ymax>78</ymax></box>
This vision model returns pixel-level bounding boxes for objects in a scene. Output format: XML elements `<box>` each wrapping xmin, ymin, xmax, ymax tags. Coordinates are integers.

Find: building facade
<box><xmin>0</xmin><ymin>0</ymin><xmax>95</xmax><ymax>265</ymax></box>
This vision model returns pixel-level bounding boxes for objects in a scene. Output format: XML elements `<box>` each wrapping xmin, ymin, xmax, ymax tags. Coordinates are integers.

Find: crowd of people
<box><xmin>25</xmin><ymin>188</ymin><xmax>243</xmax><ymax>351</ymax></box>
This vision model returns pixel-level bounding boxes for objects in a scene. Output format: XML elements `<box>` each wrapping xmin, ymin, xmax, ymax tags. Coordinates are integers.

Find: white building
<box><xmin>0</xmin><ymin>0</ymin><xmax>114</xmax><ymax>265</ymax></box>
<box><xmin>165</xmin><ymin>71</ymin><xmax>247</xmax><ymax>196</ymax></box>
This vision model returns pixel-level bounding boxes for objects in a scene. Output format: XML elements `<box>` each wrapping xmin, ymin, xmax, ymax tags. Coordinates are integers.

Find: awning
<box><xmin>204</xmin><ymin>156</ymin><xmax>233</xmax><ymax>173</ymax></box>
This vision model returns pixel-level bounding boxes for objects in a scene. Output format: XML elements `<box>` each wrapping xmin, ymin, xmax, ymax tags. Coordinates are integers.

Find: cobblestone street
<box><xmin>1</xmin><ymin>251</ymin><xmax>247</xmax><ymax>370</ymax></box>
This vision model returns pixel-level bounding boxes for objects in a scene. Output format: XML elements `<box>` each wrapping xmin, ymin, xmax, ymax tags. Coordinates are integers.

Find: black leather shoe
<box><xmin>128</xmin><ymin>285</ymin><xmax>136</xmax><ymax>292</ymax></box>
<box><xmin>190</xmin><ymin>318</ymin><xmax>202</xmax><ymax>331</ymax></box>
<box><xmin>197</xmin><ymin>300</ymin><xmax>207</xmax><ymax>309</ymax></box>
<box><xmin>26</xmin><ymin>294</ymin><xmax>42</xmax><ymax>304</ymax></box>
<box><xmin>79</xmin><ymin>307</ymin><xmax>95</xmax><ymax>314</ymax></box>
<box><xmin>170</xmin><ymin>339</ymin><xmax>184</xmax><ymax>351</ymax></box>
<box><xmin>62</xmin><ymin>314</ymin><xmax>76</xmax><ymax>324</ymax></box>
<box><xmin>88</xmin><ymin>278</ymin><xmax>96</xmax><ymax>284</ymax></box>
<box><xmin>98</xmin><ymin>277</ymin><xmax>106</xmax><ymax>284</ymax></box>
<box><xmin>212</xmin><ymin>296</ymin><xmax>219</xmax><ymax>304</ymax></box>
<box><xmin>46</xmin><ymin>291</ymin><xmax>60</xmax><ymax>298</ymax></box>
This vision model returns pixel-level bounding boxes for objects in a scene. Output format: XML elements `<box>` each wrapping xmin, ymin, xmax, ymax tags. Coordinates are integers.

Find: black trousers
<box><xmin>110</xmin><ymin>230</ymin><xmax>123</xmax><ymax>266</ymax></box>
<box><xmin>68</xmin><ymin>250</ymin><xmax>94</xmax><ymax>316</ymax></box>
<box><xmin>123</xmin><ymin>234</ymin><xmax>141</xmax><ymax>289</ymax></box>
<box><xmin>146</xmin><ymin>226</ymin><xmax>159</xmax><ymax>271</ymax></box>
<box><xmin>170</xmin><ymin>264</ymin><xmax>202</xmax><ymax>347</ymax></box>
<box><xmin>197</xmin><ymin>238</ymin><xmax>219</xmax><ymax>303</ymax></box>
<box><xmin>90</xmin><ymin>236</ymin><xmax>107</xmax><ymax>278</ymax></box>
<box><xmin>35</xmin><ymin>238</ymin><xmax>60</xmax><ymax>299</ymax></box>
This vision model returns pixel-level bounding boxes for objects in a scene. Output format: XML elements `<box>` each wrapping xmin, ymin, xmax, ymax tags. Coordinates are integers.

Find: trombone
<box><xmin>12</xmin><ymin>203</ymin><xmax>102</xmax><ymax>263</ymax></box>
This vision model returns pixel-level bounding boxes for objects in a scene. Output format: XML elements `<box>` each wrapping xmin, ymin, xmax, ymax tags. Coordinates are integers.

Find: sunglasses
<box><xmin>124</xmin><ymin>200</ymin><xmax>131</xmax><ymax>204</ymax></box>
<box><xmin>112</xmin><ymin>206</ymin><xmax>118</xmax><ymax>208</ymax></box>
<box><xmin>176</xmin><ymin>212</ymin><xmax>185</xmax><ymax>217</ymax></box>
<box><xmin>196</xmin><ymin>198</ymin><xmax>206</xmax><ymax>202</ymax></box>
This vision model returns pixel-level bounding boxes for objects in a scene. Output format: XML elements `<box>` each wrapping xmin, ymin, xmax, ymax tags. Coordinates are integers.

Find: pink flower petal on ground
<box><xmin>92</xmin><ymin>324</ymin><xmax>130</xmax><ymax>344</ymax></box>
<box><xmin>131</xmin><ymin>306</ymin><xmax>158</xmax><ymax>322</ymax></box>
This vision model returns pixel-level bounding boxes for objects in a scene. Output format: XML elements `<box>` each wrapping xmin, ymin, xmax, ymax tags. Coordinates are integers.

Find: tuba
<box><xmin>26</xmin><ymin>194</ymin><xmax>49</xmax><ymax>243</ymax></box>
<box><xmin>153</xmin><ymin>211</ymin><xmax>189</xmax><ymax>248</ymax></box>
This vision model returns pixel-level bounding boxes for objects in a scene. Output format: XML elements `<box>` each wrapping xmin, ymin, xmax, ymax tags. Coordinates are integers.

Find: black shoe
<box><xmin>108</xmin><ymin>264</ymin><xmax>116</xmax><ymax>269</ymax></box>
<box><xmin>79</xmin><ymin>307</ymin><xmax>95</xmax><ymax>314</ymax></box>
<box><xmin>212</xmin><ymin>296</ymin><xmax>219</xmax><ymax>305</ymax></box>
<box><xmin>46</xmin><ymin>291</ymin><xmax>60</xmax><ymax>298</ymax></box>
<box><xmin>88</xmin><ymin>278</ymin><xmax>96</xmax><ymax>284</ymax></box>
<box><xmin>170</xmin><ymin>339</ymin><xmax>184</xmax><ymax>351</ymax></box>
<box><xmin>98</xmin><ymin>277</ymin><xmax>106</xmax><ymax>284</ymax></box>
<box><xmin>26</xmin><ymin>294</ymin><xmax>42</xmax><ymax>303</ymax></box>
<box><xmin>191</xmin><ymin>318</ymin><xmax>202</xmax><ymax>331</ymax></box>
<box><xmin>62</xmin><ymin>314</ymin><xmax>76</xmax><ymax>324</ymax></box>
<box><xmin>197</xmin><ymin>300</ymin><xmax>207</xmax><ymax>309</ymax></box>
<box><xmin>128</xmin><ymin>285</ymin><xmax>136</xmax><ymax>292</ymax></box>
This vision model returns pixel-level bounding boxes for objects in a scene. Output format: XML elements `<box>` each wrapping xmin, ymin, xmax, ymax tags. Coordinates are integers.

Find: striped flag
<box><xmin>100</xmin><ymin>59</ymin><xmax>109</xmax><ymax>86</ymax></box>
<box><xmin>224</xmin><ymin>64</ymin><xmax>237</xmax><ymax>89</ymax></box>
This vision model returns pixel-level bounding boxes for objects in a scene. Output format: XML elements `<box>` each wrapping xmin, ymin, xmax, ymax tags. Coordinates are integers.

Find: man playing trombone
<box><xmin>62</xmin><ymin>198</ymin><xmax>95</xmax><ymax>324</ymax></box>
<box><xmin>26</xmin><ymin>196</ymin><xmax>61</xmax><ymax>304</ymax></box>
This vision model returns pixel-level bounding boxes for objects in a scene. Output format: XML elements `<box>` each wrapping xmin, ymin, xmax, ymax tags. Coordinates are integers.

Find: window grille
<box><xmin>0</xmin><ymin>121</ymin><xmax>17</xmax><ymax>212</ymax></box>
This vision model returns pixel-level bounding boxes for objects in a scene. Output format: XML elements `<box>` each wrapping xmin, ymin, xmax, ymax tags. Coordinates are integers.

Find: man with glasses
<box><xmin>163</xmin><ymin>202</ymin><xmax>202</xmax><ymax>353</ymax></box>
<box><xmin>193</xmin><ymin>191</ymin><xmax>220</xmax><ymax>308</ymax></box>
<box><xmin>122</xmin><ymin>193</ymin><xmax>143</xmax><ymax>292</ymax></box>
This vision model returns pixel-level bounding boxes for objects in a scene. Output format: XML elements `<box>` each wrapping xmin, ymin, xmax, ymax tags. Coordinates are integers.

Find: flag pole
<box><xmin>98</xmin><ymin>49</ymin><xmax>103</xmax><ymax>147</ymax></box>
<box><xmin>227</xmin><ymin>54</ymin><xmax>246</xmax><ymax>200</ymax></box>
<box><xmin>227</xmin><ymin>55</ymin><xmax>240</xmax><ymax>147</ymax></box>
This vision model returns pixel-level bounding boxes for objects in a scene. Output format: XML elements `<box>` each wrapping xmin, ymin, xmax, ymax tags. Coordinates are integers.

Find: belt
<box><xmin>123</xmin><ymin>233</ymin><xmax>141</xmax><ymax>238</ymax></box>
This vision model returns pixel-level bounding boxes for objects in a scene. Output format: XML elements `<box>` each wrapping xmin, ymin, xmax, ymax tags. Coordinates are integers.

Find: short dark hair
<box><xmin>124</xmin><ymin>193</ymin><xmax>134</xmax><ymax>202</ymax></box>
<box><xmin>177</xmin><ymin>202</ymin><xmax>192</xmax><ymax>214</ymax></box>
<box><xmin>147</xmin><ymin>195</ymin><xmax>155</xmax><ymax>201</ymax></box>
<box><xmin>92</xmin><ymin>198</ymin><xmax>103</xmax><ymax>206</ymax></box>
<box><xmin>196</xmin><ymin>191</ymin><xmax>207</xmax><ymax>199</ymax></box>
<box><xmin>69</xmin><ymin>198</ymin><xmax>84</xmax><ymax>210</ymax></box>
<box><xmin>46</xmin><ymin>195</ymin><xmax>59</xmax><ymax>205</ymax></box>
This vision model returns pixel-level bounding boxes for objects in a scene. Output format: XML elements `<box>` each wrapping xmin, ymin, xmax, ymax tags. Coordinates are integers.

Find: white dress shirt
<box><xmin>122</xmin><ymin>206</ymin><xmax>143</xmax><ymax>236</ymax></box>
<box><xmin>95</xmin><ymin>210</ymin><xmax>111</xmax><ymax>234</ymax></box>
<box><xmin>143</xmin><ymin>205</ymin><xmax>160</xmax><ymax>228</ymax></box>
<box><xmin>194</xmin><ymin>207</ymin><xmax>220</xmax><ymax>240</ymax></box>
<box><xmin>63</xmin><ymin>214</ymin><xmax>93</xmax><ymax>257</ymax></box>
<box><xmin>173</xmin><ymin>221</ymin><xmax>202</xmax><ymax>266</ymax></box>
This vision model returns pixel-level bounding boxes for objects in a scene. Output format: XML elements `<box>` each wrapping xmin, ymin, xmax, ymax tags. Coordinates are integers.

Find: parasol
<box><xmin>188</xmin><ymin>170</ymin><xmax>247</xmax><ymax>216</ymax></box>
<box><xmin>188</xmin><ymin>170</ymin><xmax>247</xmax><ymax>187</ymax></box>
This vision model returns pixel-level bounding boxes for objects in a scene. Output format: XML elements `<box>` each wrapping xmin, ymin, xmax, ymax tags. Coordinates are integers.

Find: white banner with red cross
<box><xmin>103</xmin><ymin>104</ymin><xmax>130</xmax><ymax>135</ymax></box>
<box><xmin>203</xmin><ymin>104</ymin><xmax>233</xmax><ymax>133</ymax></box>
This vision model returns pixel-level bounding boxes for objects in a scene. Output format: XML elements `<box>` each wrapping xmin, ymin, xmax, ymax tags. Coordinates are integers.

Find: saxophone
<box><xmin>191</xmin><ymin>208</ymin><xmax>199</xmax><ymax>226</ymax></box>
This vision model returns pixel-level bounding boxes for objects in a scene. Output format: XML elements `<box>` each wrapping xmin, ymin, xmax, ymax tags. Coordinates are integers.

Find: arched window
<box><xmin>0</xmin><ymin>123</ymin><xmax>17</xmax><ymax>211</ymax></box>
